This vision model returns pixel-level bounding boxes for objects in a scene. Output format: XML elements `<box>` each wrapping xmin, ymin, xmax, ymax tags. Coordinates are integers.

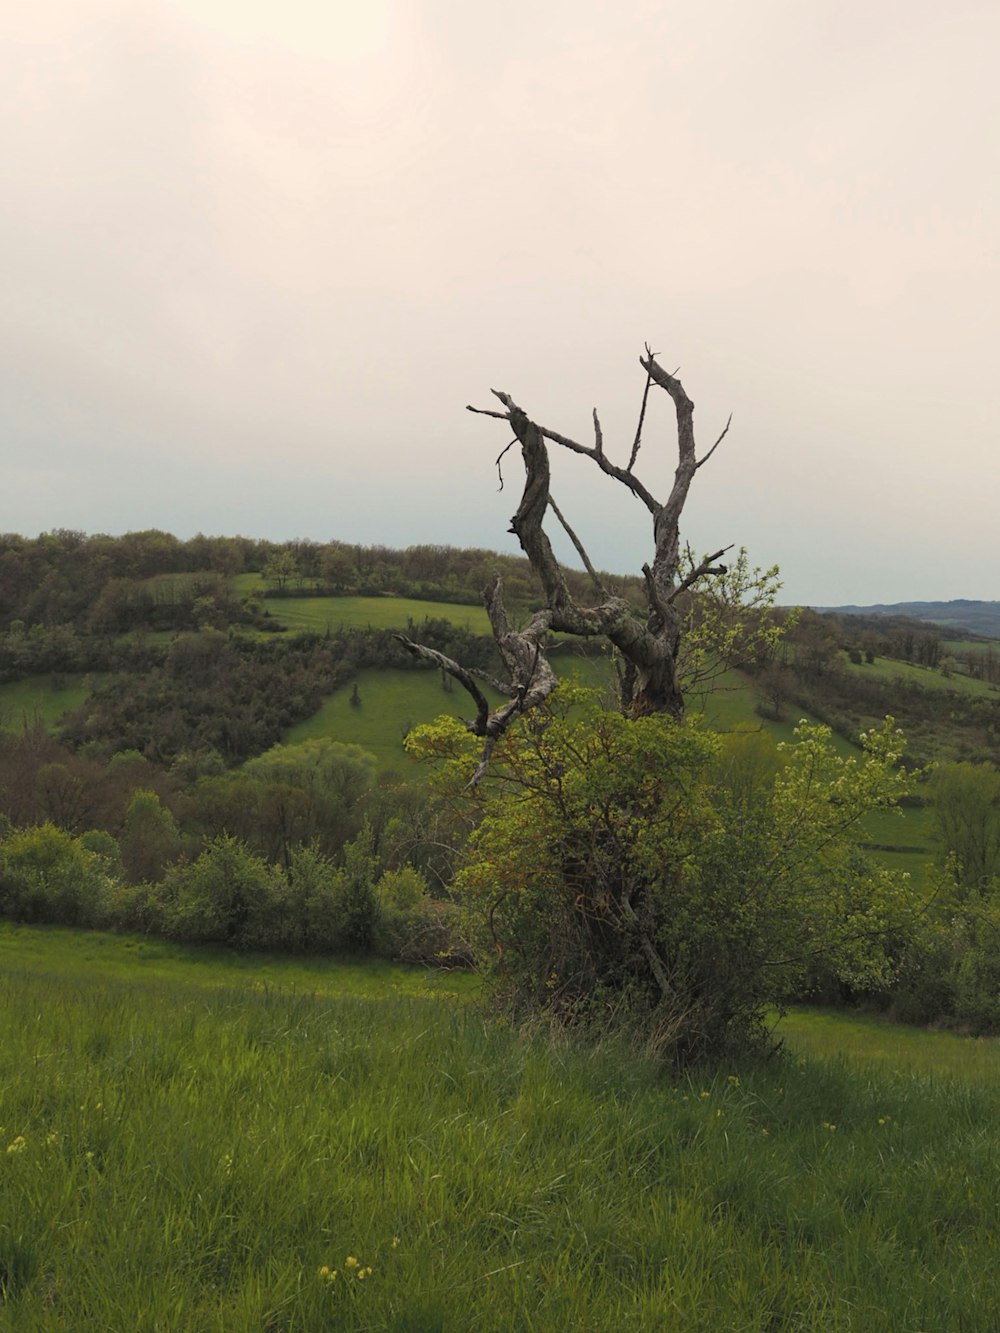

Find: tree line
<box><xmin>0</xmin><ymin>528</ymin><xmax>642</xmax><ymax>637</ymax></box>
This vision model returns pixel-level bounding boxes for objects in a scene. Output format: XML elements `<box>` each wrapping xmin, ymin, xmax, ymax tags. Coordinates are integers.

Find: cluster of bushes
<box><xmin>0</xmin><ymin>727</ymin><xmax>465</xmax><ymax>968</ymax></box>
<box><xmin>873</xmin><ymin>760</ymin><xmax>1000</xmax><ymax>1032</ymax></box>
<box><xmin>0</xmin><ymin>820</ymin><xmax>460</xmax><ymax>965</ymax></box>
<box><xmin>0</xmin><ymin>618</ymin><xmax>505</xmax><ymax>768</ymax></box>
<box><xmin>408</xmin><ymin>690</ymin><xmax>919</xmax><ymax>1060</ymax></box>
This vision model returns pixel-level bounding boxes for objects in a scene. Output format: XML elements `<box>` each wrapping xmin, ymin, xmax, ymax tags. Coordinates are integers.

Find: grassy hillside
<box><xmin>2</xmin><ymin>925</ymin><xmax>1000</xmax><ymax>1330</ymax></box>
<box><xmin>285</xmin><ymin>655</ymin><xmax>613</xmax><ymax>772</ymax></box>
<box><xmin>841</xmin><ymin>650</ymin><xmax>1000</xmax><ymax>701</ymax></box>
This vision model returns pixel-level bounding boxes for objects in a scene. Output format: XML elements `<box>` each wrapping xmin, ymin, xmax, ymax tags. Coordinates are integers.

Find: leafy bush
<box><xmin>409</xmin><ymin>689</ymin><xmax>915</xmax><ymax>1062</ymax></box>
<box><xmin>373</xmin><ymin>866</ymin><xmax>462</xmax><ymax>964</ymax></box>
<box><xmin>0</xmin><ymin>823</ymin><xmax>112</xmax><ymax>926</ymax></box>
<box><xmin>160</xmin><ymin>836</ymin><xmax>290</xmax><ymax>950</ymax></box>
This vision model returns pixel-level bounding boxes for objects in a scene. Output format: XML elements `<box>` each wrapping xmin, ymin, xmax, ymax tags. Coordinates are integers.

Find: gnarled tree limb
<box><xmin>406</xmin><ymin>349</ymin><xmax>735</xmax><ymax>758</ymax></box>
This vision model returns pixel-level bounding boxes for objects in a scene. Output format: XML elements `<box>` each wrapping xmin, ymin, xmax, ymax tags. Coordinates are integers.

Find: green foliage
<box><xmin>410</xmin><ymin>690</ymin><xmax>914</xmax><ymax>1061</ymax></box>
<box><xmin>337</xmin><ymin>823</ymin><xmax>379</xmax><ymax>952</ymax></box>
<box><xmin>928</xmin><ymin>760</ymin><xmax>1000</xmax><ymax>890</ymax></box>
<box><xmin>119</xmin><ymin>788</ymin><xmax>185</xmax><ymax>884</ymax></box>
<box><xmin>58</xmin><ymin>632</ymin><xmax>355</xmax><ymax>764</ymax></box>
<box><xmin>0</xmin><ymin>823</ymin><xmax>111</xmax><ymax>926</ymax></box>
<box><xmin>190</xmin><ymin>739</ymin><xmax>377</xmax><ymax>864</ymax></box>
<box><xmin>882</xmin><ymin>761</ymin><xmax>1000</xmax><ymax>1032</ymax></box>
<box><xmin>373</xmin><ymin>865</ymin><xmax>461</xmax><ymax>964</ymax></box>
<box><xmin>676</xmin><ymin>549</ymin><xmax>792</xmax><ymax>701</ymax></box>
<box><xmin>161</xmin><ymin>835</ymin><xmax>290</xmax><ymax>951</ymax></box>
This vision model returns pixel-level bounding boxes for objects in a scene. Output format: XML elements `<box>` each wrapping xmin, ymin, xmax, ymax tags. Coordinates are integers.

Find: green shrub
<box><xmin>410</xmin><ymin>689</ymin><xmax>915</xmax><ymax>1062</ymax></box>
<box><xmin>285</xmin><ymin>843</ymin><xmax>346</xmax><ymax>953</ymax></box>
<box><xmin>0</xmin><ymin>823</ymin><xmax>111</xmax><ymax>927</ymax></box>
<box><xmin>161</xmin><ymin>836</ymin><xmax>290</xmax><ymax>950</ymax></box>
<box><xmin>119</xmin><ymin>789</ymin><xmax>185</xmax><ymax>884</ymax></box>
<box><xmin>373</xmin><ymin>865</ymin><xmax>462</xmax><ymax>963</ymax></box>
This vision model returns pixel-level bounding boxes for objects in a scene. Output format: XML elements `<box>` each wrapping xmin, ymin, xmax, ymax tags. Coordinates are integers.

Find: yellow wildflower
<box><xmin>6</xmin><ymin>1136</ymin><xmax>26</xmax><ymax>1155</ymax></box>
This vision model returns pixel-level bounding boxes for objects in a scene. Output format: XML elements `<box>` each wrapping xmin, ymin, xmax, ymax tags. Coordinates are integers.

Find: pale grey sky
<box><xmin>3</xmin><ymin>0</ymin><xmax>998</xmax><ymax>604</ymax></box>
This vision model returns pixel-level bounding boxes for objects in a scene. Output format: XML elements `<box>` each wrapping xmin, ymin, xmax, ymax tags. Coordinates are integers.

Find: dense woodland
<box><xmin>2</xmin><ymin>528</ymin><xmax>1000</xmax><ymax>1045</ymax></box>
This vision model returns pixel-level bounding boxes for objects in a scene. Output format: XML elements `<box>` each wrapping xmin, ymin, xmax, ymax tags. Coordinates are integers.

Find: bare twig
<box><xmin>666</xmin><ymin>545</ymin><xmax>734</xmax><ymax>604</ymax></box>
<box><xmin>696</xmin><ymin>414</ymin><xmax>733</xmax><ymax>469</ymax></box>
<box><xmin>628</xmin><ymin>349</ymin><xmax>655</xmax><ymax>472</ymax></box>
<box><xmin>548</xmin><ymin>496</ymin><xmax>609</xmax><ymax>596</ymax></box>
<box><xmin>494</xmin><ymin>437</ymin><xmax>516</xmax><ymax>491</ymax></box>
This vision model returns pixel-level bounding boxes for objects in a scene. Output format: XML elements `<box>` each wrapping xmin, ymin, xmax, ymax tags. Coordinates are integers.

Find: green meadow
<box><xmin>842</xmin><ymin>651</ymin><xmax>1000</xmax><ymax>701</ymax></box>
<box><xmin>285</xmin><ymin>656</ymin><xmax>613</xmax><ymax>775</ymax></box>
<box><xmin>2</xmin><ymin>925</ymin><xmax>1000</xmax><ymax>1330</ymax></box>
<box><xmin>252</xmin><ymin>590</ymin><xmax>493</xmax><ymax>637</ymax></box>
<box><xmin>0</xmin><ymin>676</ymin><xmax>93</xmax><ymax>731</ymax></box>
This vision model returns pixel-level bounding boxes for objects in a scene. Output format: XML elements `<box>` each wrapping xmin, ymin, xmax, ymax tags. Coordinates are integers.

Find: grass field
<box><xmin>0</xmin><ymin>675</ymin><xmax>93</xmax><ymax>731</ymax></box>
<box><xmin>842</xmin><ymin>650</ymin><xmax>1000</xmax><ymax>700</ymax></box>
<box><xmin>3</xmin><ymin>926</ymin><xmax>1000</xmax><ymax>1330</ymax></box>
<box><xmin>284</xmin><ymin>656</ymin><xmax>615</xmax><ymax>774</ymax></box>
<box><xmin>252</xmin><ymin>592</ymin><xmax>493</xmax><ymax>637</ymax></box>
<box><xmin>942</xmin><ymin>636</ymin><xmax>1000</xmax><ymax>656</ymax></box>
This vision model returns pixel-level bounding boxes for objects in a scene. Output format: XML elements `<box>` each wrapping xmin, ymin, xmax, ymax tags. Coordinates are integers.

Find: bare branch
<box><xmin>667</xmin><ymin>545</ymin><xmax>734</xmax><ymax>605</ymax></box>
<box><xmin>393</xmin><ymin>635</ymin><xmax>491</xmax><ymax>734</ymax></box>
<box><xmin>628</xmin><ymin>351</ymin><xmax>654</xmax><ymax>472</ymax></box>
<box><xmin>491</xmin><ymin>390</ymin><xmax>661</xmax><ymax>515</ymax></box>
<box><xmin>494</xmin><ymin>437</ymin><xmax>516</xmax><ymax>491</ymax></box>
<box><xmin>696</xmin><ymin>414</ymin><xmax>733</xmax><ymax>469</ymax></box>
<box><xmin>548</xmin><ymin>495</ymin><xmax>609</xmax><ymax>597</ymax></box>
<box><xmin>466</xmin><ymin>404</ymin><xmax>509</xmax><ymax>420</ymax></box>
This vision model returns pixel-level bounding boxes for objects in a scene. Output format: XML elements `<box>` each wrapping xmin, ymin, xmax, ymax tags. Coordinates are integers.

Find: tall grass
<box><xmin>2</xmin><ymin>928</ymin><xmax>1000</xmax><ymax>1329</ymax></box>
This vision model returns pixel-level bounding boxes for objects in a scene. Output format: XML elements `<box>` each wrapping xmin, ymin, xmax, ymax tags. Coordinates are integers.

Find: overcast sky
<box><xmin>3</xmin><ymin>0</ymin><xmax>997</xmax><ymax>605</ymax></box>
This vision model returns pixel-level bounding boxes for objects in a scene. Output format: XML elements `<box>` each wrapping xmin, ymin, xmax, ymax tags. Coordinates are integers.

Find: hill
<box><xmin>822</xmin><ymin>599</ymin><xmax>1000</xmax><ymax>639</ymax></box>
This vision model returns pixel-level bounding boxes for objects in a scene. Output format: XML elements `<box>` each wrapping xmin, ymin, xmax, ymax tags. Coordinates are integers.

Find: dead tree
<box><xmin>396</xmin><ymin>347</ymin><xmax>733</xmax><ymax>780</ymax></box>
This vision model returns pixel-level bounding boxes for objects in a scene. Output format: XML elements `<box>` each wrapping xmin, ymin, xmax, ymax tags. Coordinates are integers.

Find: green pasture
<box><xmin>285</xmin><ymin>657</ymin><xmax>614</xmax><ymax>774</ymax></box>
<box><xmin>0</xmin><ymin>675</ymin><xmax>93</xmax><ymax>731</ymax></box>
<box><xmin>942</xmin><ymin>636</ymin><xmax>1000</xmax><ymax>656</ymax></box>
<box><xmin>695</xmin><ymin>668</ymin><xmax>857</xmax><ymax>753</ymax></box>
<box><xmin>777</xmin><ymin>1005</ymin><xmax>1000</xmax><ymax>1080</ymax></box>
<box><xmin>4</xmin><ymin>929</ymin><xmax>1000</xmax><ymax>1329</ymax></box>
<box><xmin>249</xmin><ymin>589</ymin><xmax>492</xmax><ymax>636</ymax></box>
<box><xmin>0</xmin><ymin>922</ymin><xmax>478</xmax><ymax>1002</ymax></box>
<box><xmin>843</xmin><ymin>650</ymin><xmax>1000</xmax><ymax>700</ymax></box>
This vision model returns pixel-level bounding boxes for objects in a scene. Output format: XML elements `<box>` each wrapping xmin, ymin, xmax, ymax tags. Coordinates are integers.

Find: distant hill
<box><xmin>820</xmin><ymin>600</ymin><xmax>1000</xmax><ymax>640</ymax></box>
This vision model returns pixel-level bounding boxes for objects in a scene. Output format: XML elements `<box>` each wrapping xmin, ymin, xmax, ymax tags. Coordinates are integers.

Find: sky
<box><xmin>2</xmin><ymin>0</ymin><xmax>998</xmax><ymax>606</ymax></box>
